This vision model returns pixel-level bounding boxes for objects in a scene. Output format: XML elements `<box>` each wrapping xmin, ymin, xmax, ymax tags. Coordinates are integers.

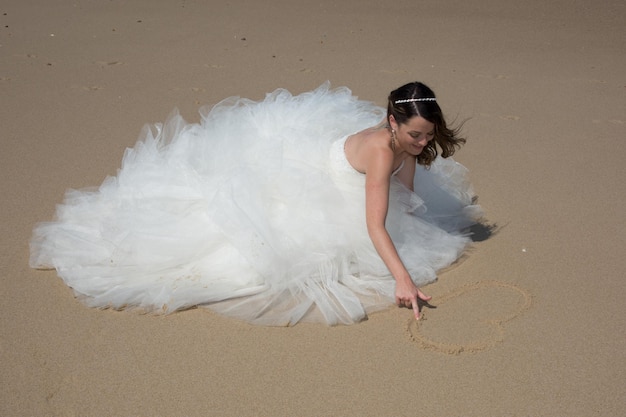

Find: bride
<box><xmin>30</xmin><ymin>81</ymin><xmax>482</xmax><ymax>325</ymax></box>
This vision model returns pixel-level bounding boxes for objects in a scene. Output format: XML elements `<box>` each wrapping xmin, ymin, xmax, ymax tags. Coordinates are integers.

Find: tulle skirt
<box><xmin>30</xmin><ymin>83</ymin><xmax>482</xmax><ymax>325</ymax></box>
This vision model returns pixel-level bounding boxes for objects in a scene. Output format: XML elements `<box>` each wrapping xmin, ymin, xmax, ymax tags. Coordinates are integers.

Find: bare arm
<box><xmin>363</xmin><ymin>145</ymin><xmax>430</xmax><ymax>319</ymax></box>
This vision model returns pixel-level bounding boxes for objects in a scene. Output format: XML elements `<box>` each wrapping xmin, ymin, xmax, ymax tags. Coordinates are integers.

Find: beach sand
<box><xmin>1</xmin><ymin>0</ymin><xmax>625</xmax><ymax>415</ymax></box>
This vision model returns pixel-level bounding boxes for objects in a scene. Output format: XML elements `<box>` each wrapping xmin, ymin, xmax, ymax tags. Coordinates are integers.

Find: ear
<box><xmin>388</xmin><ymin>114</ymin><xmax>399</xmax><ymax>131</ymax></box>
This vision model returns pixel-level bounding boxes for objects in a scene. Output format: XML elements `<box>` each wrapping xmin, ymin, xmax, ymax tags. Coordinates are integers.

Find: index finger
<box><xmin>411</xmin><ymin>297</ymin><xmax>420</xmax><ymax>320</ymax></box>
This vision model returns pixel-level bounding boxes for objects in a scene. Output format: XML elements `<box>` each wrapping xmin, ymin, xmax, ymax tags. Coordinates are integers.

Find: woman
<box><xmin>30</xmin><ymin>82</ymin><xmax>481</xmax><ymax>325</ymax></box>
<box><xmin>346</xmin><ymin>81</ymin><xmax>467</xmax><ymax>321</ymax></box>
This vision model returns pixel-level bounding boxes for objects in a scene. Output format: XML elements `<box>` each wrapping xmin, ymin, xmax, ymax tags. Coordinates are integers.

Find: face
<box><xmin>390</xmin><ymin>115</ymin><xmax>435</xmax><ymax>155</ymax></box>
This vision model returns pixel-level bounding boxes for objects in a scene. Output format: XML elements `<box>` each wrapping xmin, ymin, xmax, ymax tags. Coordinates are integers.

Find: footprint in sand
<box><xmin>592</xmin><ymin>118</ymin><xmax>624</xmax><ymax>125</ymax></box>
<box><xmin>94</xmin><ymin>60</ymin><xmax>124</xmax><ymax>68</ymax></box>
<box><xmin>474</xmin><ymin>73</ymin><xmax>509</xmax><ymax>80</ymax></box>
<box><xmin>378</xmin><ymin>69</ymin><xmax>410</xmax><ymax>74</ymax></box>
<box><xmin>479</xmin><ymin>113</ymin><xmax>520</xmax><ymax>121</ymax></box>
<box><xmin>406</xmin><ymin>280</ymin><xmax>532</xmax><ymax>354</ymax></box>
<box><xmin>498</xmin><ymin>115</ymin><xmax>520</xmax><ymax>121</ymax></box>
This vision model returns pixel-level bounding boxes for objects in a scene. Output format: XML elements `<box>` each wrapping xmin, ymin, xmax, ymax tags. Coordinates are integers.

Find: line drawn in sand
<box><xmin>406</xmin><ymin>280</ymin><xmax>532</xmax><ymax>354</ymax></box>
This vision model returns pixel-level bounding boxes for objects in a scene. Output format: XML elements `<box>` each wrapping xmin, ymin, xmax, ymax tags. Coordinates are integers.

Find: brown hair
<box><xmin>387</xmin><ymin>82</ymin><xmax>465</xmax><ymax>166</ymax></box>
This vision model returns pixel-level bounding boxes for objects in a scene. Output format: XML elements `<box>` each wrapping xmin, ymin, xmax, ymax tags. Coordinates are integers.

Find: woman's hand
<box><xmin>395</xmin><ymin>277</ymin><xmax>432</xmax><ymax>320</ymax></box>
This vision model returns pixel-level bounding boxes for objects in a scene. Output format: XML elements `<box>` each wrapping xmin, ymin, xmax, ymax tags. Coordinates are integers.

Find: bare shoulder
<box><xmin>345</xmin><ymin>126</ymin><xmax>393</xmax><ymax>174</ymax></box>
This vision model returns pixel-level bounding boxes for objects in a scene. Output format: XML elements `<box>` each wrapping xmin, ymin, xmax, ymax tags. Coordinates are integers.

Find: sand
<box><xmin>1</xmin><ymin>0</ymin><xmax>625</xmax><ymax>415</ymax></box>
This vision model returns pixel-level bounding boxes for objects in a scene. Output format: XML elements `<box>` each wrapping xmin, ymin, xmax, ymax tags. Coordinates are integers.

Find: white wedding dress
<box><xmin>30</xmin><ymin>83</ymin><xmax>482</xmax><ymax>325</ymax></box>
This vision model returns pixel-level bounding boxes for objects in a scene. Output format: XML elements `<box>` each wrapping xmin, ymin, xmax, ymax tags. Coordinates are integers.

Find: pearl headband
<box><xmin>394</xmin><ymin>98</ymin><xmax>437</xmax><ymax>104</ymax></box>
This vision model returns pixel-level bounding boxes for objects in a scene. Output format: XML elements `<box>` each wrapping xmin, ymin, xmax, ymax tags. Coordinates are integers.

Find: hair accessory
<box><xmin>394</xmin><ymin>98</ymin><xmax>437</xmax><ymax>104</ymax></box>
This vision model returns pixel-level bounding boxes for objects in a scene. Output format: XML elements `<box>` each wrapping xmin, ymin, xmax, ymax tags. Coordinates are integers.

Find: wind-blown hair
<box><xmin>387</xmin><ymin>82</ymin><xmax>465</xmax><ymax>166</ymax></box>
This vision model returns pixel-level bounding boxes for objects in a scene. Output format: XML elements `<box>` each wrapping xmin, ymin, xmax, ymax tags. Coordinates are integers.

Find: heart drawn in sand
<box><xmin>406</xmin><ymin>280</ymin><xmax>532</xmax><ymax>354</ymax></box>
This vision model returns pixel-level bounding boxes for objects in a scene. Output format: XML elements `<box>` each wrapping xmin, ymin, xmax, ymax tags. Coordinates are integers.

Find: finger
<box><xmin>417</xmin><ymin>289</ymin><xmax>432</xmax><ymax>302</ymax></box>
<box><xmin>411</xmin><ymin>298</ymin><xmax>420</xmax><ymax>320</ymax></box>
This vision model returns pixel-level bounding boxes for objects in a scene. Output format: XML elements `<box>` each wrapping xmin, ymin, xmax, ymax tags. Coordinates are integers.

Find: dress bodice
<box><xmin>329</xmin><ymin>136</ymin><xmax>358</xmax><ymax>175</ymax></box>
